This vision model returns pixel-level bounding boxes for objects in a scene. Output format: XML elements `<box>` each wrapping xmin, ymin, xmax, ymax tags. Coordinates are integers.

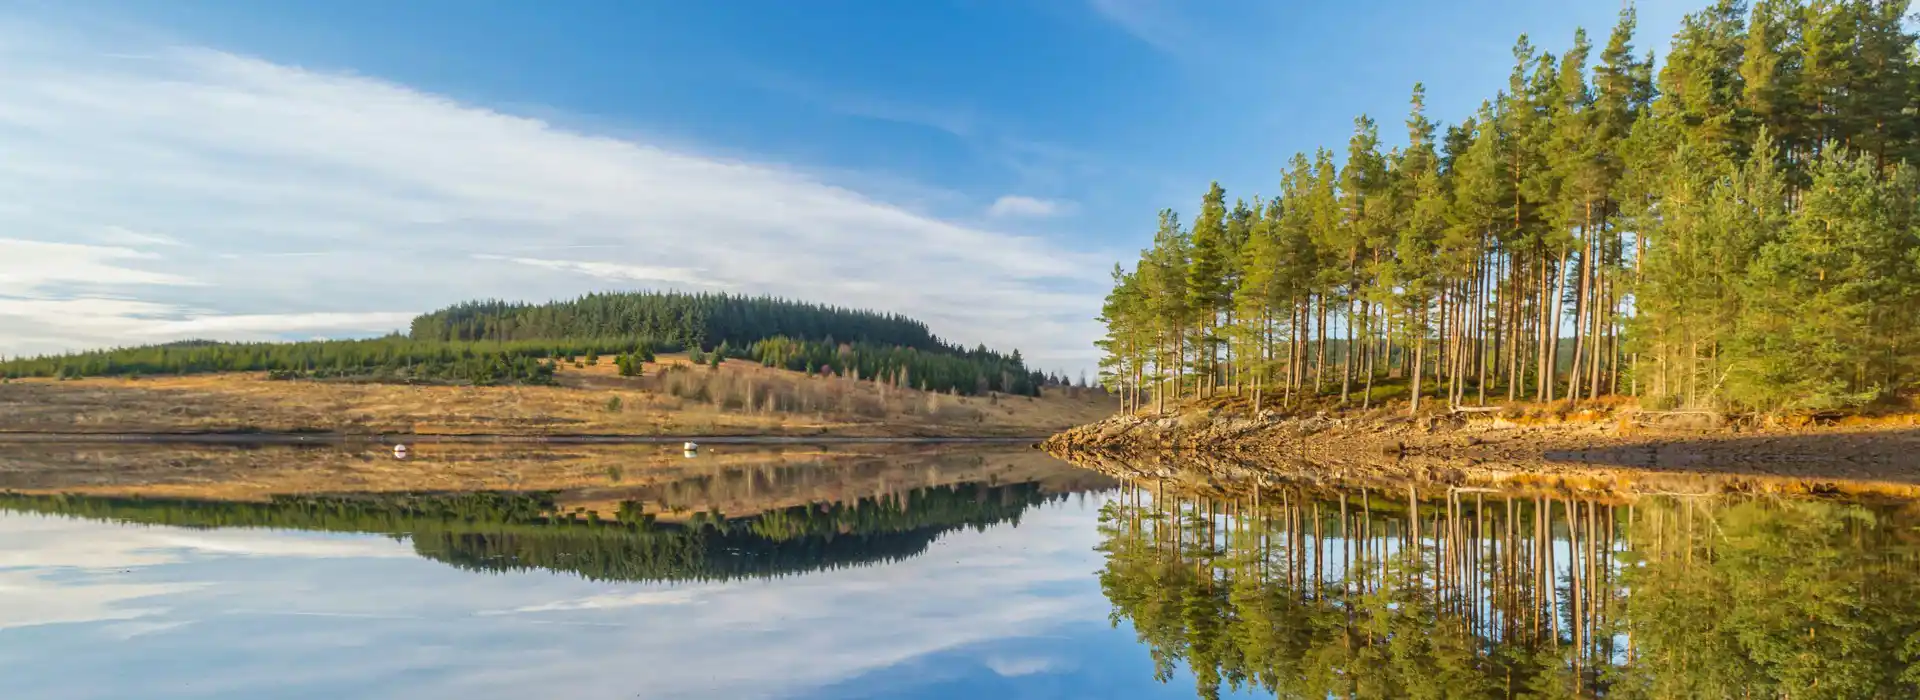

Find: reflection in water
<box><xmin>0</xmin><ymin>482</ymin><xmax>1074</xmax><ymax>583</ymax></box>
<box><xmin>1096</xmin><ymin>480</ymin><xmax>1920</xmax><ymax>699</ymax></box>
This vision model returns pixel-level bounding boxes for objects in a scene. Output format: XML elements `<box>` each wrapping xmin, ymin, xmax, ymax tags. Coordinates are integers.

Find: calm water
<box><xmin>3</xmin><ymin>446</ymin><xmax>1919</xmax><ymax>699</ymax></box>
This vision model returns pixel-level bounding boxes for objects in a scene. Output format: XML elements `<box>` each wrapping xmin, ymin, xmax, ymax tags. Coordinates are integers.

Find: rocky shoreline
<box><xmin>1043</xmin><ymin>406</ymin><xmax>1920</xmax><ymax>483</ymax></box>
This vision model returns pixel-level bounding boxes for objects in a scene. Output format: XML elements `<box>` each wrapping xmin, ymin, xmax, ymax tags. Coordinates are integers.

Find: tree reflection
<box><xmin>1096</xmin><ymin>480</ymin><xmax>1920</xmax><ymax>698</ymax></box>
<box><xmin>0</xmin><ymin>482</ymin><xmax>1070</xmax><ymax>583</ymax></box>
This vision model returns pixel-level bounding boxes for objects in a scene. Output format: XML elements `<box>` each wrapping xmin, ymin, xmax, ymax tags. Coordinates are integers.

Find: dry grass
<box><xmin>0</xmin><ymin>442</ymin><xmax>1111</xmax><ymax>520</ymax></box>
<box><xmin>0</xmin><ymin>355</ymin><xmax>1115</xmax><ymax>437</ymax></box>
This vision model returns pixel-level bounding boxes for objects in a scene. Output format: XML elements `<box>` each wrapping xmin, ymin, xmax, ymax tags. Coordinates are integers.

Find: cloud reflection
<box><xmin>0</xmin><ymin>496</ymin><xmax>1114</xmax><ymax>699</ymax></box>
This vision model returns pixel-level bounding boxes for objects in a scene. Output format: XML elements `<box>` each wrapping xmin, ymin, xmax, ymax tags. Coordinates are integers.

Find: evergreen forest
<box><xmin>0</xmin><ymin>292</ymin><xmax>1051</xmax><ymax>395</ymax></box>
<box><xmin>1098</xmin><ymin>0</ymin><xmax>1920</xmax><ymax>414</ymax></box>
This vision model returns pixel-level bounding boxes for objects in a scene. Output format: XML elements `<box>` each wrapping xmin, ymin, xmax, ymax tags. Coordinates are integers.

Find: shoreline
<box><xmin>1043</xmin><ymin>405</ymin><xmax>1920</xmax><ymax>482</ymax></box>
<box><xmin>0</xmin><ymin>431</ymin><xmax>1045</xmax><ymax>446</ymax></box>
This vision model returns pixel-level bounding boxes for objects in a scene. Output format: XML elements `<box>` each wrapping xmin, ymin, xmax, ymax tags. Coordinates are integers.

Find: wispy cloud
<box><xmin>472</xmin><ymin>254</ymin><xmax>719</xmax><ymax>288</ymax></box>
<box><xmin>92</xmin><ymin>226</ymin><xmax>182</xmax><ymax>248</ymax></box>
<box><xmin>0</xmin><ymin>26</ymin><xmax>1110</xmax><ymax>368</ymax></box>
<box><xmin>0</xmin><ymin>239</ymin><xmax>199</xmax><ymax>295</ymax></box>
<box><xmin>482</xmin><ymin>589</ymin><xmax>705</xmax><ymax>615</ymax></box>
<box><xmin>987</xmin><ymin>195</ymin><xmax>1071</xmax><ymax>218</ymax></box>
<box><xmin>1086</xmin><ymin>0</ymin><xmax>1193</xmax><ymax>56</ymax></box>
<box><xmin>743</xmin><ymin>70</ymin><xmax>980</xmax><ymax>139</ymax></box>
<box><xmin>983</xmin><ymin>654</ymin><xmax>1062</xmax><ymax>677</ymax></box>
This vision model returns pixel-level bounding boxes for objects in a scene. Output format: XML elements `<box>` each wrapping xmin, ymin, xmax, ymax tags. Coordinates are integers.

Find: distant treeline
<box><xmin>0</xmin><ymin>293</ymin><xmax>1043</xmax><ymax>392</ymax></box>
<box><xmin>747</xmin><ymin>336</ymin><xmax>1045</xmax><ymax>396</ymax></box>
<box><xmin>0</xmin><ymin>337</ymin><xmax>669</xmax><ymax>385</ymax></box>
<box><xmin>0</xmin><ymin>482</ymin><xmax>1065</xmax><ymax>583</ymax></box>
<box><xmin>412</xmin><ymin>292</ymin><xmax>948</xmax><ymax>352</ymax></box>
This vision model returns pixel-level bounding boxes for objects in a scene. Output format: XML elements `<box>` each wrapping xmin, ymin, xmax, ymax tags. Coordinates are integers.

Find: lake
<box><xmin>3</xmin><ymin>444</ymin><xmax>1918</xmax><ymax>699</ymax></box>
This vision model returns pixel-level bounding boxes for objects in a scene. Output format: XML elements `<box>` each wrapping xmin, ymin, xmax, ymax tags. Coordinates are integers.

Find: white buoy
<box><xmin>393</xmin><ymin>444</ymin><xmax>409</xmax><ymax>459</ymax></box>
<box><xmin>682</xmin><ymin>442</ymin><xmax>699</xmax><ymax>451</ymax></box>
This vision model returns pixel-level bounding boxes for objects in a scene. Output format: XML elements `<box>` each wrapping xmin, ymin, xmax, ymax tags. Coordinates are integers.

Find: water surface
<box><xmin>3</xmin><ymin>445</ymin><xmax>1918</xmax><ymax>699</ymax></box>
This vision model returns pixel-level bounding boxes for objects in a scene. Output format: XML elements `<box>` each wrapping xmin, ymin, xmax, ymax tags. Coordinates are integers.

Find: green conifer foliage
<box><xmin>1092</xmin><ymin>0</ymin><xmax>1920</xmax><ymax>414</ymax></box>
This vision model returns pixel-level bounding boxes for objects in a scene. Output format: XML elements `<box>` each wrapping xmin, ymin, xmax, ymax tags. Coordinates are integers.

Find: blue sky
<box><xmin>0</xmin><ymin>0</ymin><xmax>1695</xmax><ymax>372</ymax></box>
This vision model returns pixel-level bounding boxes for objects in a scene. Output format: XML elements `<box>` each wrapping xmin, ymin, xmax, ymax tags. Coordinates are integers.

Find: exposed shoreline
<box><xmin>0</xmin><ymin>431</ymin><xmax>1044</xmax><ymax>445</ymax></box>
<box><xmin>1043</xmin><ymin>405</ymin><xmax>1920</xmax><ymax>483</ymax></box>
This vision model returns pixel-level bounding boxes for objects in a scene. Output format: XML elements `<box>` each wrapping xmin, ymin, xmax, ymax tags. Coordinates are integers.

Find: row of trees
<box><xmin>1098</xmin><ymin>0</ymin><xmax>1920</xmax><ymax>414</ymax></box>
<box><xmin>410</xmin><ymin>292</ymin><xmax>954</xmax><ymax>352</ymax></box>
<box><xmin>0</xmin><ymin>336</ymin><xmax>671</xmax><ymax>384</ymax></box>
<box><xmin>746</xmin><ymin>336</ymin><xmax>1047</xmax><ymax>396</ymax></box>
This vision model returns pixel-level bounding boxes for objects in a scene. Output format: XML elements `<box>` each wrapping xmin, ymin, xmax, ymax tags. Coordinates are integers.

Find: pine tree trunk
<box><xmin>1476</xmin><ymin>241</ymin><xmax>1489</xmax><ymax>406</ymax></box>
<box><xmin>1342</xmin><ymin>287</ymin><xmax>1357</xmax><ymax>404</ymax></box>
<box><xmin>1410</xmin><ymin>310</ymin><xmax>1426</xmax><ymax>416</ymax></box>
<box><xmin>1315</xmin><ymin>297</ymin><xmax>1328</xmax><ymax>398</ymax></box>
<box><xmin>1536</xmin><ymin>248</ymin><xmax>1551</xmax><ymax>402</ymax></box>
<box><xmin>1507</xmin><ymin>251</ymin><xmax>1521</xmax><ymax>402</ymax></box>
<box><xmin>1548</xmin><ymin>247</ymin><xmax>1567</xmax><ymax>404</ymax></box>
<box><xmin>1567</xmin><ymin>224</ymin><xmax>1590</xmax><ymax>404</ymax></box>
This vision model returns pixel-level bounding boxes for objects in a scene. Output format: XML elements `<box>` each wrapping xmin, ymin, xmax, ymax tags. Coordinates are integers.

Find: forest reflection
<box><xmin>0</xmin><ymin>480</ymin><xmax>1076</xmax><ymax>583</ymax></box>
<box><xmin>1097</xmin><ymin>479</ymin><xmax>1920</xmax><ymax>699</ymax></box>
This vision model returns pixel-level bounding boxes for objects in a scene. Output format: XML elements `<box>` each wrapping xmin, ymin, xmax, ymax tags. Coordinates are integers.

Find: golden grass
<box><xmin>0</xmin><ymin>355</ymin><xmax>1116</xmax><ymax>437</ymax></box>
<box><xmin>0</xmin><ymin>442</ymin><xmax>1111</xmax><ymax>520</ymax></box>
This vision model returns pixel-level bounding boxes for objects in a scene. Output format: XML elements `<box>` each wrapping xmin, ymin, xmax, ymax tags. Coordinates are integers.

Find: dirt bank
<box><xmin>0</xmin><ymin>442</ymin><xmax>1104</xmax><ymax>512</ymax></box>
<box><xmin>0</xmin><ymin>359</ymin><xmax>1115</xmax><ymax>438</ymax></box>
<box><xmin>1044</xmin><ymin>403</ymin><xmax>1920</xmax><ymax>483</ymax></box>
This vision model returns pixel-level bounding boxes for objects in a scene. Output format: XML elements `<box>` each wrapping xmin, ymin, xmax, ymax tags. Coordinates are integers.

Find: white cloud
<box><xmin>984</xmin><ymin>654</ymin><xmax>1062</xmax><ymax>677</ymax></box>
<box><xmin>481</xmin><ymin>589</ymin><xmax>705</xmax><ymax>615</ymax></box>
<box><xmin>0</xmin><ymin>239</ymin><xmax>198</xmax><ymax>295</ymax></box>
<box><xmin>135</xmin><ymin>312</ymin><xmax>417</xmax><ymax>337</ymax></box>
<box><xmin>986</xmin><ymin>195</ymin><xmax>1070</xmax><ymax>218</ymax></box>
<box><xmin>0</xmin><ymin>27</ymin><xmax>1109</xmax><ymax>369</ymax></box>
<box><xmin>0</xmin><ymin>297</ymin><xmax>415</xmax><ymax>356</ymax></box>
<box><xmin>472</xmin><ymin>254</ymin><xmax>717</xmax><ymax>288</ymax></box>
<box><xmin>92</xmin><ymin>226</ymin><xmax>183</xmax><ymax>247</ymax></box>
<box><xmin>1087</xmin><ymin>0</ymin><xmax>1193</xmax><ymax>55</ymax></box>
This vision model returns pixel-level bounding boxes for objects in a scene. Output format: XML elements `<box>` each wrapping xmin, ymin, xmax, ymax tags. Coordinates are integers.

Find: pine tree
<box><xmin>1082</xmin><ymin>0</ymin><xmax>1920</xmax><ymax>416</ymax></box>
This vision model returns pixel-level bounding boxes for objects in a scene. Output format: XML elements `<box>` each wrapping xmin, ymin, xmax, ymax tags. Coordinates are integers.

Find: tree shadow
<box><xmin>1540</xmin><ymin>427</ymin><xmax>1920</xmax><ymax>484</ymax></box>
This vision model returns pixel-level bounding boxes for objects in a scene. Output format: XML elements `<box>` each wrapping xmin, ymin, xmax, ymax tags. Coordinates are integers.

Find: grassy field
<box><xmin>0</xmin><ymin>354</ymin><xmax>1115</xmax><ymax>437</ymax></box>
<box><xmin>0</xmin><ymin>441</ymin><xmax>1109</xmax><ymax>514</ymax></box>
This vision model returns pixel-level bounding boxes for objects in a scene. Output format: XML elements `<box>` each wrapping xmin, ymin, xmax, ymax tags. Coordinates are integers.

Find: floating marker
<box><xmin>393</xmin><ymin>444</ymin><xmax>409</xmax><ymax>459</ymax></box>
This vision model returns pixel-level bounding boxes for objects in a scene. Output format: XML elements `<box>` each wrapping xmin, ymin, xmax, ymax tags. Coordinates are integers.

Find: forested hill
<box><xmin>409</xmin><ymin>292</ymin><xmax>949</xmax><ymax>352</ymax></box>
<box><xmin>0</xmin><ymin>291</ymin><xmax>1052</xmax><ymax>395</ymax></box>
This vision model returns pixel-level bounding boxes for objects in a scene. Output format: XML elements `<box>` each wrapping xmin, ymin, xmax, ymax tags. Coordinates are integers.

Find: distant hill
<box><xmin>0</xmin><ymin>292</ymin><xmax>1048</xmax><ymax>395</ymax></box>
<box><xmin>410</xmin><ymin>292</ymin><xmax>952</xmax><ymax>352</ymax></box>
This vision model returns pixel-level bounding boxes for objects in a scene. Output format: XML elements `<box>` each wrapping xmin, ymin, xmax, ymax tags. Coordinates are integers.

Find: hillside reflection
<box><xmin>1096</xmin><ymin>479</ymin><xmax>1920</xmax><ymax>699</ymax></box>
<box><xmin>0</xmin><ymin>481</ymin><xmax>1077</xmax><ymax>583</ymax></box>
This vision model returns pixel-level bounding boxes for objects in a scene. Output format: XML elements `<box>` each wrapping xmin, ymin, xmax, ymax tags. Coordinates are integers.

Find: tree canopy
<box><xmin>1098</xmin><ymin>0</ymin><xmax>1920</xmax><ymax>414</ymax></box>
